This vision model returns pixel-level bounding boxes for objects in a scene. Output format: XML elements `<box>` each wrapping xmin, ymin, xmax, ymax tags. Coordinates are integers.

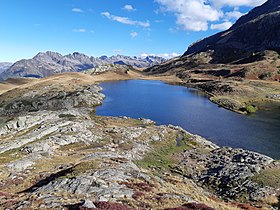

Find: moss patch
<box><xmin>134</xmin><ymin>133</ymin><xmax>192</xmax><ymax>172</ymax></box>
<box><xmin>72</xmin><ymin>160</ymin><xmax>100</xmax><ymax>174</ymax></box>
<box><xmin>245</xmin><ymin>105</ymin><xmax>257</xmax><ymax>113</ymax></box>
<box><xmin>61</xmin><ymin>160</ymin><xmax>100</xmax><ymax>179</ymax></box>
<box><xmin>0</xmin><ymin>148</ymin><xmax>24</xmax><ymax>164</ymax></box>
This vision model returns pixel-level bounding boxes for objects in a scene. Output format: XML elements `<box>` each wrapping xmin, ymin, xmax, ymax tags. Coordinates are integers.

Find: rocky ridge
<box><xmin>183</xmin><ymin>0</ymin><xmax>280</xmax><ymax>64</ymax></box>
<box><xmin>0</xmin><ymin>52</ymin><xmax>165</xmax><ymax>80</ymax></box>
<box><xmin>0</xmin><ymin>74</ymin><xmax>279</xmax><ymax>209</ymax></box>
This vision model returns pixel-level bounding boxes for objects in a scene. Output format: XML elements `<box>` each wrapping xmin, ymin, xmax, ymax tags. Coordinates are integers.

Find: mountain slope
<box><xmin>183</xmin><ymin>0</ymin><xmax>280</xmax><ymax>63</ymax></box>
<box><xmin>0</xmin><ymin>52</ymin><xmax>165</xmax><ymax>80</ymax></box>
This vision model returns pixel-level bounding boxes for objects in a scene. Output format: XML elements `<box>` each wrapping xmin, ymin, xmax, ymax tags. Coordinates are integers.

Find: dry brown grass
<box><xmin>261</xmin><ymin>195</ymin><xmax>279</xmax><ymax>207</ymax></box>
<box><xmin>0</xmin><ymin>70</ymin><xmax>182</xmax><ymax>100</ymax></box>
<box><xmin>124</xmin><ymin>174</ymin><xmax>241</xmax><ymax>210</ymax></box>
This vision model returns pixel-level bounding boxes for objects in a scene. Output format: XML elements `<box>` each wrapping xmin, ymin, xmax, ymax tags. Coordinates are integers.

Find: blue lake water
<box><xmin>96</xmin><ymin>80</ymin><xmax>280</xmax><ymax>159</ymax></box>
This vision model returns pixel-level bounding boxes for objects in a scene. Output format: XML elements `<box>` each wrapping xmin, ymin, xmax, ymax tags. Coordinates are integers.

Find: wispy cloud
<box><xmin>130</xmin><ymin>32</ymin><xmax>138</xmax><ymax>38</ymax></box>
<box><xmin>72</xmin><ymin>28</ymin><xmax>86</xmax><ymax>33</ymax></box>
<box><xmin>154</xmin><ymin>20</ymin><xmax>164</xmax><ymax>23</ymax></box>
<box><xmin>140</xmin><ymin>52</ymin><xmax>180</xmax><ymax>59</ymax></box>
<box><xmin>101</xmin><ymin>12</ymin><xmax>150</xmax><ymax>28</ymax></box>
<box><xmin>72</xmin><ymin>8</ymin><xmax>84</xmax><ymax>13</ymax></box>
<box><xmin>112</xmin><ymin>49</ymin><xmax>124</xmax><ymax>53</ymax></box>
<box><xmin>122</xmin><ymin>5</ymin><xmax>136</xmax><ymax>12</ymax></box>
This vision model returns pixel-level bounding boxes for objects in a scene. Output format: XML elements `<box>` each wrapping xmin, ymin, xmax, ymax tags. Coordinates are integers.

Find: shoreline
<box><xmin>92</xmin><ymin>69</ymin><xmax>280</xmax><ymax>115</ymax></box>
<box><xmin>1</xmin><ymin>70</ymin><xmax>280</xmax><ymax>115</ymax></box>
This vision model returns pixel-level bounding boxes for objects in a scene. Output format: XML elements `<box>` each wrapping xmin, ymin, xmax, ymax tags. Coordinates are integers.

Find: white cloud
<box><xmin>211</xmin><ymin>0</ymin><xmax>267</xmax><ymax>8</ymax></box>
<box><xmin>155</xmin><ymin>0</ymin><xmax>222</xmax><ymax>31</ymax></box>
<box><xmin>140</xmin><ymin>52</ymin><xmax>180</xmax><ymax>59</ymax></box>
<box><xmin>224</xmin><ymin>11</ymin><xmax>244</xmax><ymax>20</ymax></box>
<box><xmin>101</xmin><ymin>12</ymin><xmax>150</xmax><ymax>28</ymax></box>
<box><xmin>210</xmin><ymin>21</ymin><xmax>233</xmax><ymax>30</ymax></box>
<box><xmin>72</xmin><ymin>8</ymin><xmax>84</xmax><ymax>13</ymax></box>
<box><xmin>130</xmin><ymin>32</ymin><xmax>138</xmax><ymax>38</ymax></box>
<box><xmin>123</xmin><ymin>5</ymin><xmax>136</xmax><ymax>12</ymax></box>
<box><xmin>72</xmin><ymin>28</ymin><xmax>86</xmax><ymax>33</ymax></box>
<box><xmin>155</xmin><ymin>0</ymin><xmax>267</xmax><ymax>31</ymax></box>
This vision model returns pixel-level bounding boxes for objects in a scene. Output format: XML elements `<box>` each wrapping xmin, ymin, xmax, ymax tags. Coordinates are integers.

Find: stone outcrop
<box><xmin>0</xmin><ymin>84</ymin><xmax>104</xmax><ymax>115</ymax></box>
<box><xmin>181</xmin><ymin>147</ymin><xmax>274</xmax><ymax>201</ymax></box>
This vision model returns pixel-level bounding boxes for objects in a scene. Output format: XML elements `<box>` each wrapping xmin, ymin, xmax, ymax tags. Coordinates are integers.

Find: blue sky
<box><xmin>0</xmin><ymin>0</ymin><xmax>267</xmax><ymax>62</ymax></box>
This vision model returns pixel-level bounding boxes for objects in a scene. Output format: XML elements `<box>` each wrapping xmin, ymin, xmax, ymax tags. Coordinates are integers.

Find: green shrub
<box><xmin>245</xmin><ymin>105</ymin><xmax>257</xmax><ymax>113</ymax></box>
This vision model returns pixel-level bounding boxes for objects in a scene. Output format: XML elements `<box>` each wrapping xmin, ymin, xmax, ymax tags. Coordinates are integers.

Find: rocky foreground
<box><xmin>0</xmin><ymin>73</ymin><xmax>279</xmax><ymax>210</ymax></box>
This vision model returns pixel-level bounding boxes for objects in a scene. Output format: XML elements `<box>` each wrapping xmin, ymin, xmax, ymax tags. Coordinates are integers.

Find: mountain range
<box><xmin>0</xmin><ymin>52</ymin><xmax>166</xmax><ymax>80</ymax></box>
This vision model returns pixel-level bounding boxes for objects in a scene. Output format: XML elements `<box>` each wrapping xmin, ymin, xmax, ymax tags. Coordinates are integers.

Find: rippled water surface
<box><xmin>96</xmin><ymin>80</ymin><xmax>280</xmax><ymax>159</ymax></box>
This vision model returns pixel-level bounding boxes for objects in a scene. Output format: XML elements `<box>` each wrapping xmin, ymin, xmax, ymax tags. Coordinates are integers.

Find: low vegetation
<box><xmin>245</xmin><ymin>105</ymin><xmax>257</xmax><ymax>113</ymax></box>
<box><xmin>251</xmin><ymin>167</ymin><xmax>280</xmax><ymax>188</ymax></box>
<box><xmin>0</xmin><ymin>148</ymin><xmax>23</xmax><ymax>165</ymax></box>
<box><xmin>134</xmin><ymin>133</ymin><xmax>193</xmax><ymax>172</ymax></box>
<box><xmin>60</xmin><ymin>160</ymin><xmax>100</xmax><ymax>179</ymax></box>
